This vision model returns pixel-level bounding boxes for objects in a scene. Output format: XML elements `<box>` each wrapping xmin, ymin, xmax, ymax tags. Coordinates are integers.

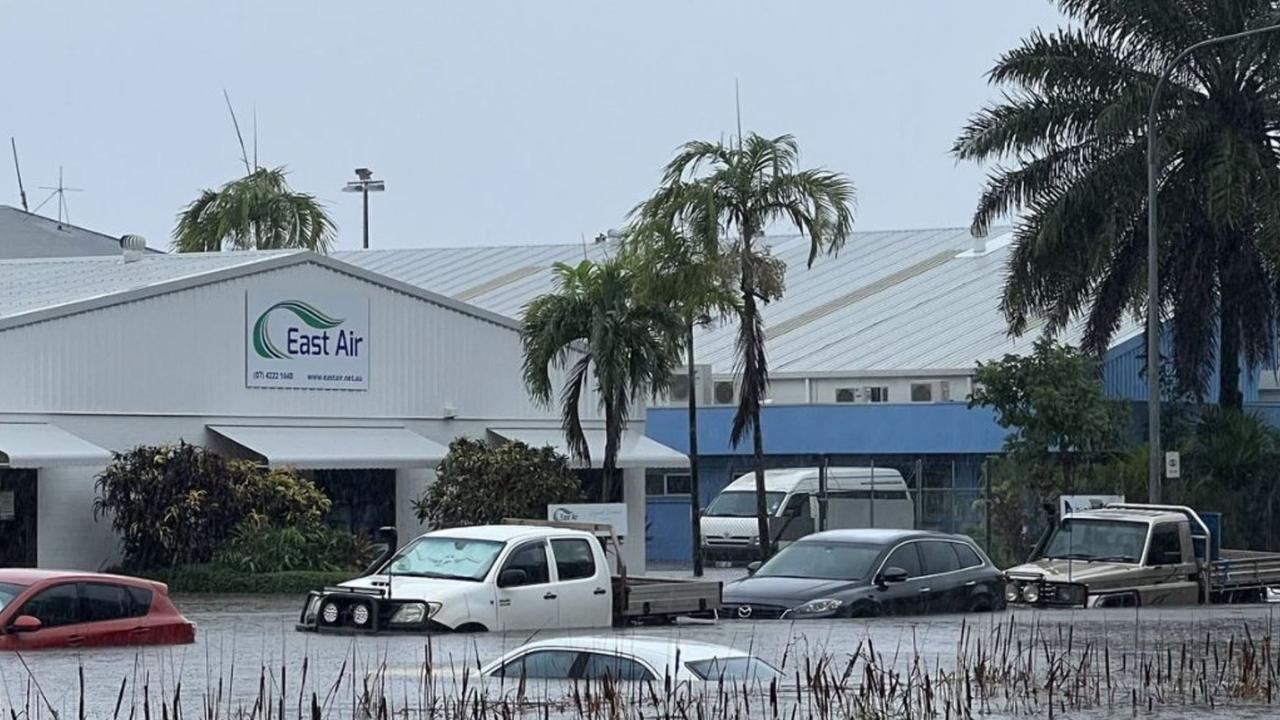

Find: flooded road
<box><xmin>2</xmin><ymin>573</ymin><xmax>1279</xmax><ymax>718</ymax></box>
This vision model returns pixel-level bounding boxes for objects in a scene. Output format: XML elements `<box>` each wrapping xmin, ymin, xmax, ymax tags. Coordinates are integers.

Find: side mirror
<box><xmin>8</xmin><ymin>615</ymin><xmax>41</xmax><ymax>634</ymax></box>
<box><xmin>877</xmin><ymin>567</ymin><xmax>909</xmax><ymax>586</ymax></box>
<box><xmin>746</xmin><ymin>561</ymin><xmax>762</xmax><ymax>576</ymax></box>
<box><xmin>498</xmin><ymin>569</ymin><xmax>529</xmax><ymax>588</ymax></box>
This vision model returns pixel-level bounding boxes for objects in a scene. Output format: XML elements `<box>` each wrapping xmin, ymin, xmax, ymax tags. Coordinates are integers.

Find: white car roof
<box><xmin>482</xmin><ymin>635</ymin><xmax>758</xmax><ymax>676</ymax></box>
<box><xmin>725</xmin><ymin>466</ymin><xmax>906</xmax><ymax>493</ymax></box>
<box><xmin>418</xmin><ymin>525</ymin><xmax>588</xmax><ymax>543</ymax></box>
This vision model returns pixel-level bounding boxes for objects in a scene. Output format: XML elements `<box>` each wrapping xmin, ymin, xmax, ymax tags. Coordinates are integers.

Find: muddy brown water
<box><xmin>2</xmin><ymin>585</ymin><xmax>1279</xmax><ymax>718</ymax></box>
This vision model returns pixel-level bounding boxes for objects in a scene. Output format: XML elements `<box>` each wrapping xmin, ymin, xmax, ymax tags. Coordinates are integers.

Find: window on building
<box><xmin>940</xmin><ymin>381</ymin><xmax>952</xmax><ymax>402</ymax></box>
<box><xmin>835</xmin><ymin>388</ymin><xmax>856</xmax><ymax>403</ymax></box>
<box><xmin>867</xmin><ymin>386</ymin><xmax>889</xmax><ymax>403</ymax></box>
<box><xmin>910</xmin><ymin>383</ymin><xmax>933</xmax><ymax>402</ymax></box>
<box><xmin>646</xmin><ymin>473</ymin><xmax>692</xmax><ymax>496</ymax></box>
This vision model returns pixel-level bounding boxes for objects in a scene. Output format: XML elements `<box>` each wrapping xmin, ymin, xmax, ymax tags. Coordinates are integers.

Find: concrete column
<box><xmin>622</xmin><ymin>467</ymin><xmax>647</xmax><ymax>575</ymax></box>
<box><xmin>395</xmin><ymin>467</ymin><xmax>435</xmax><ymax>545</ymax></box>
<box><xmin>37</xmin><ymin>466</ymin><xmax>119</xmax><ymax>570</ymax></box>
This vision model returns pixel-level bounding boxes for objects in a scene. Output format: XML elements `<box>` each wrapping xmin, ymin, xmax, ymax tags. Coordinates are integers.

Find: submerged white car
<box><xmin>481</xmin><ymin>636</ymin><xmax>781</xmax><ymax>683</ymax></box>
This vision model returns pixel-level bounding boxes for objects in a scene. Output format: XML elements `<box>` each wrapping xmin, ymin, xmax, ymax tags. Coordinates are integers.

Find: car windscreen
<box><xmin>1043</xmin><ymin>519</ymin><xmax>1148</xmax><ymax>563</ymax></box>
<box><xmin>384</xmin><ymin>537</ymin><xmax>505</xmax><ymax>581</ymax></box>
<box><xmin>0</xmin><ymin>582</ymin><xmax>25</xmax><ymax>613</ymax></box>
<box><xmin>705</xmin><ymin>491</ymin><xmax>785</xmax><ymax>517</ymax></box>
<box><xmin>754</xmin><ymin>541</ymin><xmax>882</xmax><ymax>581</ymax></box>
<box><xmin>686</xmin><ymin>657</ymin><xmax>780</xmax><ymax>682</ymax></box>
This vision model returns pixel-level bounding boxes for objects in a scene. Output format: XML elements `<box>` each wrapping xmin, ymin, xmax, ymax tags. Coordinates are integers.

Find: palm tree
<box><xmin>620</xmin><ymin>214</ymin><xmax>739</xmax><ymax>575</ymax></box>
<box><xmin>953</xmin><ymin>0</ymin><xmax>1280</xmax><ymax>408</ymax></box>
<box><xmin>173</xmin><ymin>167</ymin><xmax>336</xmax><ymax>253</ymax></box>
<box><xmin>522</xmin><ymin>259</ymin><xmax>683</xmax><ymax>502</ymax></box>
<box><xmin>641</xmin><ymin>133</ymin><xmax>856</xmax><ymax>560</ymax></box>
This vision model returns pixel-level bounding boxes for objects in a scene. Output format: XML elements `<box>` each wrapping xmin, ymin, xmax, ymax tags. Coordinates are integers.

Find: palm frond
<box><xmin>171</xmin><ymin>167</ymin><xmax>336</xmax><ymax>253</ymax></box>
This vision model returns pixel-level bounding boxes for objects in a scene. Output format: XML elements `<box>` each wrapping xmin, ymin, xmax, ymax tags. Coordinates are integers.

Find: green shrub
<box><xmin>142</xmin><ymin>564</ymin><xmax>353</xmax><ymax>595</ymax></box>
<box><xmin>214</xmin><ymin>515</ymin><xmax>372</xmax><ymax>574</ymax></box>
<box><xmin>94</xmin><ymin>442</ymin><xmax>333</xmax><ymax>569</ymax></box>
<box><xmin>414</xmin><ymin>437</ymin><xmax>580</xmax><ymax>528</ymax></box>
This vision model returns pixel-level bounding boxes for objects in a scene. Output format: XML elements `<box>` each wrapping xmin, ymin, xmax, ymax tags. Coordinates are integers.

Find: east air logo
<box><xmin>246</xmin><ymin>293</ymin><xmax>369</xmax><ymax>390</ymax></box>
<box><xmin>252</xmin><ymin>301</ymin><xmax>364</xmax><ymax>360</ymax></box>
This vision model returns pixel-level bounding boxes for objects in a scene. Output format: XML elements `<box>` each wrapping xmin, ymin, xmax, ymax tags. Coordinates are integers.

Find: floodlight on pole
<box><xmin>343</xmin><ymin>168</ymin><xmax>385</xmax><ymax>249</ymax></box>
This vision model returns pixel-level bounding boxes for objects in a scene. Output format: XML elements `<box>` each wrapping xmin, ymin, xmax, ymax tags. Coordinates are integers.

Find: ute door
<box><xmin>874</xmin><ymin>542</ymin><xmax>929</xmax><ymax>615</ymax></box>
<box><xmin>495</xmin><ymin>540</ymin><xmax>559</xmax><ymax>632</ymax></box>
<box><xmin>550</xmin><ymin>537</ymin><xmax>611</xmax><ymax>628</ymax></box>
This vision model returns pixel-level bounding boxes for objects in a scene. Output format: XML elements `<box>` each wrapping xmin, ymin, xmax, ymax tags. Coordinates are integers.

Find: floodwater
<box><xmin>3</xmin><ymin>569</ymin><xmax>1279</xmax><ymax>718</ymax></box>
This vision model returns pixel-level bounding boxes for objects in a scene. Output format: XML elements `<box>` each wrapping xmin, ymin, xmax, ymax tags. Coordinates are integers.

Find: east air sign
<box><xmin>246</xmin><ymin>292</ymin><xmax>369</xmax><ymax>390</ymax></box>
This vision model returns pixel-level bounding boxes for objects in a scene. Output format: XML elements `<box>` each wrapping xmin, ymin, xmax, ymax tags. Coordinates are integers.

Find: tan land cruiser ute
<box><xmin>1004</xmin><ymin>504</ymin><xmax>1280</xmax><ymax>609</ymax></box>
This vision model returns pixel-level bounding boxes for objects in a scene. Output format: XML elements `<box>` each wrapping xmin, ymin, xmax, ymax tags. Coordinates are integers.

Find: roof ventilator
<box><xmin>121</xmin><ymin>234</ymin><xmax>146</xmax><ymax>263</ymax></box>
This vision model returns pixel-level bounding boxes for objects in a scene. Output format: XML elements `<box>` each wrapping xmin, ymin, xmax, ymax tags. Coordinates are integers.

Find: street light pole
<box><xmin>1146</xmin><ymin>24</ymin><xmax>1280</xmax><ymax>504</ymax></box>
<box><xmin>343</xmin><ymin>168</ymin><xmax>385</xmax><ymax>250</ymax></box>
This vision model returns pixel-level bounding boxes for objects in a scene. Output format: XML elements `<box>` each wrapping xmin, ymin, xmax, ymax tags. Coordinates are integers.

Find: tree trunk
<box><xmin>686</xmin><ymin>325</ymin><xmax>704</xmax><ymax>576</ymax></box>
<box><xmin>1218</xmin><ymin>296</ymin><xmax>1243</xmax><ymax>409</ymax></box>
<box><xmin>752</xmin><ymin>407</ymin><xmax>771</xmax><ymax>562</ymax></box>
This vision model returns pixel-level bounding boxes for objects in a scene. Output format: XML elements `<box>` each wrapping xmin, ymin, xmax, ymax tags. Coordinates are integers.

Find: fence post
<box><xmin>915</xmin><ymin>458</ymin><xmax>924</xmax><ymax>529</ymax></box>
<box><xmin>818</xmin><ymin>455</ymin><xmax>829</xmax><ymax>532</ymax></box>
<box><xmin>984</xmin><ymin>459</ymin><xmax>993</xmax><ymax>553</ymax></box>
<box><xmin>869</xmin><ymin>458</ymin><xmax>876</xmax><ymax>529</ymax></box>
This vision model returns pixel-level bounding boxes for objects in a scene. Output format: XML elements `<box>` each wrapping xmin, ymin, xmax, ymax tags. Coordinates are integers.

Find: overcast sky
<box><xmin>2</xmin><ymin>1</ymin><xmax>1064</xmax><ymax>251</ymax></box>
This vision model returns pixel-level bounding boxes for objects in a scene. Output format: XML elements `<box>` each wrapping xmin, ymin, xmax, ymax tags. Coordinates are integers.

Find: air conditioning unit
<box><xmin>667</xmin><ymin>365</ymin><xmax>714</xmax><ymax>406</ymax></box>
<box><xmin>712</xmin><ymin>380</ymin><xmax>736</xmax><ymax>405</ymax></box>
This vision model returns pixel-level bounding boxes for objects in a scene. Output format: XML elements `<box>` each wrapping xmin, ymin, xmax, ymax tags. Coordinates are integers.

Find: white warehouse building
<box><xmin>0</xmin><ymin>248</ymin><xmax>684</xmax><ymax>572</ymax></box>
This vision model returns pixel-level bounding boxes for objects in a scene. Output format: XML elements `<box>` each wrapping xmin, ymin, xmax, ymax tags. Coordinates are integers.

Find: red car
<box><xmin>0</xmin><ymin>570</ymin><xmax>195</xmax><ymax>650</ymax></box>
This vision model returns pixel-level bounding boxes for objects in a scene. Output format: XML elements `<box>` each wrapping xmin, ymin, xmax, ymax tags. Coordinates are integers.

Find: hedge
<box><xmin>141</xmin><ymin>565</ymin><xmax>355</xmax><ymax>595</ymax></box>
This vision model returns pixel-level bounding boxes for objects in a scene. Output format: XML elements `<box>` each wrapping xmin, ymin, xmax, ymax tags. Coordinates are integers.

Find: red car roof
<box><xmin>0</xmin><ymin>569</ymin><xmax>159</xmax><ymax>588</ymax></box>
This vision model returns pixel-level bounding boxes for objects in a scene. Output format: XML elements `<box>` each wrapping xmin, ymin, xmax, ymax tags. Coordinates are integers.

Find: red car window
<box><xmin>81</xmin><ymin>583</ymin><xmax>130</xmax><ymax>622</ymax></box>
<box><xmin>125</xmin><ymin>586</ymin><xmax>153</xmax><ymax>617</ymax></box>
<box><xmin>19</xmin><ymin>583</ymin><xmax>79</xmax><ymax>628</ymax></box>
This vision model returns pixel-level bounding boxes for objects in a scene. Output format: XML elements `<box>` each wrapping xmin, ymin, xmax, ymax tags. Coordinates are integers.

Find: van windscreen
<box><xmin>706</xmin><ymin>491</ymin><xmax>785</xmax><ymax>517</ymax></box>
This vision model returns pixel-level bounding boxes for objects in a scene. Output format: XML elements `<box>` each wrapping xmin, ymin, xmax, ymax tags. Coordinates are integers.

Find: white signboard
<box><xmin>246</xmin><ymin>292</ymin><xmax>369</xmax><ymax>390</ymax></box>
<box><xmin>1060</xmin><ymin>494</ymin><xmax>1124</xmax><ymax>516</ymax></box>
<box><xmin>548</xmin><ymin>503</ymin><xmax>629</xmax><ymax>537</ymax></box>
<box><xmin>1165</xmin><ymin>451</ymin><xmax>1182</xmax><ymax>479</ymax></box>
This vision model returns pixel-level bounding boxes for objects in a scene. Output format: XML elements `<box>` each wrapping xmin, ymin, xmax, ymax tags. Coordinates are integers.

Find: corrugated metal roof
<box><xmin>338</xmin><ymin>226</ymin><xmax>1143</xmax><ymax>375</ymax></box>
<box><xmin>0</xmin><ymin>251</ymin><xmax>300</xmax><ymax>321</ymax></box>
<box><xmin>0</xmin><ymin>206</ymin><xmax>146</xmax><ymax>259</ymax></box>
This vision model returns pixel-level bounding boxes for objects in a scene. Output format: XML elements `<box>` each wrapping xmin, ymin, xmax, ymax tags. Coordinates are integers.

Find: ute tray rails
<box><xmin>1209</xmin><ymin>550</ymin><xmax>1280</xmax><ymax>595</ymax></box>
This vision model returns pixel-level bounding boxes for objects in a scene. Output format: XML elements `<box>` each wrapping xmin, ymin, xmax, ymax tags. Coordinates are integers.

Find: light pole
<box><xmin>1146</xmin><ymin>24</ymin><xmax>1280</xmax><ymax>504</ymax></box>
<box><xmin>343</xmin><ymin>168</ymin><xmax>385</xmax><ymax>249</ymax></box>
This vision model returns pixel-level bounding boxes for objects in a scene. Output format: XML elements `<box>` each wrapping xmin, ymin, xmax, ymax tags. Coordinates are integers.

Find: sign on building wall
<box><xmin>548</xmin><ymin>503</ymin><xmax>629</xmax><ymax>537</ymax></box>
<box><xmin>245</xmin><ymin>292</ymin><xmax>369</xmax><ymax>390</ymax></box>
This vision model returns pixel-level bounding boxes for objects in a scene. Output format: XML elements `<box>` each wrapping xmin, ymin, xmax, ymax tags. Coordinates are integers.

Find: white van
<box><xmin>700</xmin><ymin>467</ymin><xmax>914</xmax><ymax>562</ymax></box>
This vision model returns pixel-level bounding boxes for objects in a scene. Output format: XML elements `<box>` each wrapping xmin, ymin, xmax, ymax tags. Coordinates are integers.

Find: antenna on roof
<box><xmin>35</xmin><ymin>166</ymin><xmax>82</xmax><ymax>227</ymax></box>
<box><xmin>735</xmin><ymin>79</ymin><xmax>744</xmax><ymax>149</ymax></box>
<box><xmin>223</xmin><ymin>89</ymin><xmax>252</xmax><ymax>175</ymax></box>
<box><xmin>10</xmin><ymin>138</ymin><xmax>28</xmax><ymax>212</ymax></box>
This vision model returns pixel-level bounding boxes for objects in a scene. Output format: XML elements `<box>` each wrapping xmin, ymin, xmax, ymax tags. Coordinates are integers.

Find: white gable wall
<box><xmin>0</xmin><ymin>261</ymin><xmax>601</xmax><ymax>421</ymax></box>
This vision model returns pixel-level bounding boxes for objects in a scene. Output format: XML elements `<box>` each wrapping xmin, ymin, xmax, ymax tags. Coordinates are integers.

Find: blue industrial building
<box><xmin>337</xmin><ymin>226</ymin><xmax>1273</xmax><ymax>566</ymax></box>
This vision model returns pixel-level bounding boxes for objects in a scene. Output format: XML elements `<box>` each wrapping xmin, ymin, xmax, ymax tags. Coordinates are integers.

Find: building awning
<box><xmin>0</xmin><ymin>423</ymin><xmax>113</xmax><ymax>468</ymax></box>
<box><xmin>208</xmin><ymin>425</ymin><xmax>449</xmax><ymax>470</ymax></box>
<box><xmin>488</xmin><ymin>427</ymin><xmax>689</xmax><ymax>469</ymax></box>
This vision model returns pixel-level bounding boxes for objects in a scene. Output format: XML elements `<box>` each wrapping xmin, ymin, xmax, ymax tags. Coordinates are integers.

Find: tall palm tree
<box><xmin>953</xmin><ymin>0</ymin><xmax>1280</xmax><ymax>408</ymax></box>
<box><xmin>642</xmin><ymin>133</ymin><xmax>856</xmax><ymax>560</ymax></box>
<box><xmin>620</xmin><ymin>214</ymin><xmax>739</xmax><ymax>575</ymax></box>
<box><xmin>522</xmin><ymin>259</ymin><xmax>683</xmax><ymax>501</ymax></box>
<box><xmin>173</xmin><ymin>167</ymin><xmax>336</xmax><ymax>253</ymax></box>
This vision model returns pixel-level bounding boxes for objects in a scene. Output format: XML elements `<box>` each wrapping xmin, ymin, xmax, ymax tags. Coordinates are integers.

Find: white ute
<box><xmin>297</xmin><ymin>521</ymin><xmax>721</xmax><ymax>633</ymax></box>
